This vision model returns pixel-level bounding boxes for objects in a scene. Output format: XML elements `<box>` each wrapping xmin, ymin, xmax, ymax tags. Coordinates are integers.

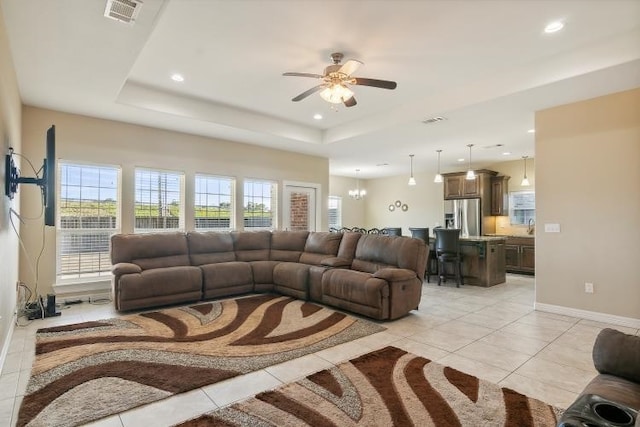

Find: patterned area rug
<box><xmin>17</xmin><ymin>294</ymin><xmax>385</xmax><ymax>427</ymax></box>
<box><xmin>178</xmin><ymin>346</ymin><xmax>563</xmax><ymax>427</ymax></box>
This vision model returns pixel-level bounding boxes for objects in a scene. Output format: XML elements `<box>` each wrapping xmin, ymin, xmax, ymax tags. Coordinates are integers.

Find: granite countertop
<box><xmin>485</xmin><ymin>233</ymin><xmax>535</xmax><ymax>239</ymax></box>
<box><xmin>460</xmin><ymin>235</ymin><xmax>508</xmax><ymax>242</ymax></box>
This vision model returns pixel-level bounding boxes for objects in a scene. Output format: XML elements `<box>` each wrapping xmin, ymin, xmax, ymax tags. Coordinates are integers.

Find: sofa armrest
<box><xmin>321</xmin><ymin>257</ymin><xmax>352</xmax><ymax>268</ymax></box>
<box><xmin>373</xmin><ymin>268</ymin><xmax>416</xmax><ymax>281</ymax></box>
<box><xmin>112</xmin><ymin>262</ymin><xmax>142</xmax><ymax>276</ymax></box>
<box><xmin>593</xmin><ymin>328</ymin><xmax>640</xmax><ymax>384</ymax></box>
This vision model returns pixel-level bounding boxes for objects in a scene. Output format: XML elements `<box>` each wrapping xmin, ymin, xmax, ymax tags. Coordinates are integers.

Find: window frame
<box><xmin>509</xmin><ymin>190</ymin><xmax>536</xmax><ymax>225</ymax></box>
<box><xmin>56</xmin><ymin>161</ymin><xmax>121</xmax><ymax>283</ymax></box>
<box><xmin>243</xmin><ymin>178</ymin><xmax>278</xmax><ymax>230</ymax></box>
<box><xmin>134</xmin><ymin>167</ymin><xmax>186</xmax><ymax>233</ymax></box>
<box><xmin>194</xmin><ymin>173</ymin><xmax>236</xmax><ymax>231</ymax></box>
<box><xmin>328</xmin><ymin>195</ymin><xmax>342</xmax><ymax>230</ymax></box>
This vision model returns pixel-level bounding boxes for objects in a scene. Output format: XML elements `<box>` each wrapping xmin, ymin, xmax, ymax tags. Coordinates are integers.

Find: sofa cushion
<box><xmin>111</xmin><ymin>232</ymin><xmax>190</xmax><ymax>269</ymax></box>
<box><xmin>322</xmin><ymin>269</ymin><xmax>389</xmax><ymax>308</ymax></box>
<box><xmin>273</xmin><ymin>262</ymin><xmax>310</xmax><ymax>299</ymax></box>
<box><xmin>270</xmin><ymin>231</ymin><xmax>309</xmax><ymax>262</ymax></box>
<box><xmin>299</xmin><ymin>232</ymin><xmax>343</xmax><ymax>265</ymax></box>
<box><xmin>118</xmin><ymin>266</ymin><xmax>202</xmax><ymax>301</ymax></box>
<box><xmin>187</xmin><ymin>231</ymin><xmax>235</xmax><ymax>265</ymax></box>
<box><xmin>200</xmin><ymin>261</ymin><xmax>253</xmax><ymax>291</ymax></box>
<box><xmin>336</xmin><ymin>232</ymin><xmax>362</xmax><ymax>261</ymax></box>
<box><xmin>232</xmin><ymin>231</ymin><xmax>271</xmax><ymax>261</ymax></box>
<box><xmin>593</xmin><ymin>328</ymin><xmax>640</xmax><ymax>384</ymax></box>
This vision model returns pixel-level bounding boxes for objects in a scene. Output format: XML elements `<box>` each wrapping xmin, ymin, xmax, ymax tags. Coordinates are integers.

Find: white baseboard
<box><xmin>535</xmin><ymin>302</ymin><xmax>640</xmax><ymax>329</ymax></box>
<box><xmin>0</xmin><ymin>313</ymin><xmax>16</xmax><ymax>376</ymax></box>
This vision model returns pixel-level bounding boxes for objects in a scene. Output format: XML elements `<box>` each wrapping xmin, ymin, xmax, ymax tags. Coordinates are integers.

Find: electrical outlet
<box><xmin>585</xmin><ymin>282</ymin><xmax>594</xmax><ymax>293</ymax></box>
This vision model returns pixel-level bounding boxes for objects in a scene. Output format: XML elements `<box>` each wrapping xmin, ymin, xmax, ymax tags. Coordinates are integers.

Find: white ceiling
<box><xmin>2</xmin><ymin>0</ymin><xmax>640</xmax><ymax>179</ymax></box>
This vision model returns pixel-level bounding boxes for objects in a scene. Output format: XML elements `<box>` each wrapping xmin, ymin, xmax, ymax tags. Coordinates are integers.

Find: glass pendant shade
<box><xmin>320</xmin><ymin>84</ymin><xmax>354</xmax><ymax>104</ymax></box>
<box><xmin>408</xmin><ymin>154</ymin><xmax>416</xmax><ymax>186</ymax></box>
<box><xmin>521</xmin><ymin>156</ymin><xmax>530</xmax><ymax>186</ymax></box>
<box><xmin>434</xmin><ymin>149</ymin><xmax>443</xmax><ymax>183</ymax></box>
<box><xmin>466</xmin><ymin>144</ymin><xmax>475</xmax><ymax>180</ymax></box>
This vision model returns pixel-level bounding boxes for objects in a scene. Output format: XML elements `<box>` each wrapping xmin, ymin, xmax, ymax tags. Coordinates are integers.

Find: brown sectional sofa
<box><xmin>110</xmin><ymin>230</ymin><xmax>427</xmax><ymax>320</ymax></box>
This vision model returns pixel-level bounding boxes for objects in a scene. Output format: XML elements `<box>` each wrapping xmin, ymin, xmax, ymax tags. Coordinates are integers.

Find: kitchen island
<box><xmin>431</xmin><ymin>235</ymin><xmax>507</xmax><ymax>287</ymax></box>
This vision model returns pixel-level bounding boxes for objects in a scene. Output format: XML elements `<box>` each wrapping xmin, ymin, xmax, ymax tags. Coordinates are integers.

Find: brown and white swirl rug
<box><xmin>178</xmin><ymin>346</ymin><xmax>563</xmax><ymax>427</ymax></box>
<box><xmin>17</xmin><ymin>294</ymin><xmax>385</xmax><ymax>427</ymax></box>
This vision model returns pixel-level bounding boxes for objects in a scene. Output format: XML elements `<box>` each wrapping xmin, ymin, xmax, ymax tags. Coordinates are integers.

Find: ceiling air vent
<box><xmin>104</xmin><ymin>0</ymin><xmax>143</xmax><ymax>24</ymax></box>
<box><xmin>422</xmin><ymin>116</ymin><xmax>447</xmax><ymax>124</ymax></box>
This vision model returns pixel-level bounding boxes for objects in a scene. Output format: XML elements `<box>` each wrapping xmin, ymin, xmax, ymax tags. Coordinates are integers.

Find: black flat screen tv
<box><xmin>43</xmin><ymin>125</ymin><xmax>56</xmax><ymax>226</ymax></box>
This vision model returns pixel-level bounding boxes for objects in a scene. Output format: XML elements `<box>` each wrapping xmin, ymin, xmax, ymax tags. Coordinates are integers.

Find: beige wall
<box><xmin>355</xmin><ymin>172</ymin><xmax>444</xmax><ymax>236</ymax></box>
<box><xmin>19</xmin><ymin>107</ymin><xmax>329</xmax><ymax>296</ymax></box>
<box><xmin>0</xmin><ymin>4</ymin><xmax>22</xmax><ymax>362</ymax></box>
<box><xmin>328</xmin><ymin>175</ymin><xmax>366</xmax><ymax>228</ymax></box>
<box><xmin>535</xmin><ymin>88</ymin><xmax>640</xmax><ymax>320</ymax></box>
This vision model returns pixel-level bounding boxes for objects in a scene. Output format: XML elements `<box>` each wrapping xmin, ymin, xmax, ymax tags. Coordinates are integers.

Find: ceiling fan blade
<box><xmin>352</xmin><ymin>77</ymin><xmax>397</xmax><ymax>90</ymax></box>
<box><xmin>338</xmin><ymin>59</ymin><xmax>363</xmax><ymax>76</ymax></box>
<box><xmin>344</xmin><ymin>96</ymin><xmax>357</xmax><ymax>107</ymax></box>
<box><xmin>283</xmin><ymin>72</ymin><xmax>324</xmax><ymax>79</ymax></box>
<box><xmin>292</xmin><ymin>84</ymin><xmax>325</xmax><ymax>102</ymax></box>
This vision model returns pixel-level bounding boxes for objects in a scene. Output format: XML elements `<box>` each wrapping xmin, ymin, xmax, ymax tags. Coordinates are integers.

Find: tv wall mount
<box><xmin>5</xmin><ymin>147</ymin><xmax>47</xmax><ymax>200</ymax></box>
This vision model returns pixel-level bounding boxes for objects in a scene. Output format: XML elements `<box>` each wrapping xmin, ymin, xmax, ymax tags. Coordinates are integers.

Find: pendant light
<box><xmin>408</xmin><ymin>154</ymin><xmax>416</xmax><ymax>186</ymax></box>
<box><xmin>348</xmin><ymin>169</ymin><xmax>366</xmax><ymax>200</ymax></box>
<box><xmin>434</xmin><ymin>149</ymin><xmax>443</xmax><ymax>183</ymax></box>
<box><xmin>465</xmin><ymin>144</ymin><xmax>476</xmax><ymax>180</ymax></box>
<box><xmin>521</xmin><ymin>156</ymin><xmax>530</xmax><ymax>186</ymax></box>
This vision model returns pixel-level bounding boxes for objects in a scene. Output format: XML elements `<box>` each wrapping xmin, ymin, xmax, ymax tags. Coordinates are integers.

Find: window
<box><xmin>243</xmin><ymin>179</ymin><xmax>277</xmax><ymax>230</ymax></box>
<box><xmin>57</xmin><ymin>163</ymin><xmax>120</xmax><ymax>281</ymax></box>
<box><xmin>195</xmin><ymin>174</ymin><xmax>235</xmax><ymax>230</ymax></box>
<box><xmin>328</xmin><ymin>196</ymin><xmax>342</xmax><ymax>230</ymax></box>
<box><xmin>509</xmin><ymin>191</ymin><xmax>535</xmax><ymax>225</ymax></box>
<box><xmin>135</xmin><ymin>168</ymin><xmax>184</xmax><ymax>232</ymax></box>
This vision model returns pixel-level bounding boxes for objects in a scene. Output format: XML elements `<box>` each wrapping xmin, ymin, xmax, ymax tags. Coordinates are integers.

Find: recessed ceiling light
<box><xmin>502</xmin><ymin>152</ymin><xmax>512</xmax><ymax>156</ymax></box>
<box><xmin>313</xmin><ymin>113</ymin><xmax>323</xmax><ymax>120</ymax></box>
<box><xmin>171</xmin><ymin>73</ymin><xmax>184</xmax><ymax>82</ymax></box>
<box><xmin>544</xmin><ymin>21</ymin><xmax>564</xmax><ymax>33</ymax></box>
<box><xmin>457</xmin><ymin>158</ymin><xmax>465</xmax><ymax>162</ymax></box>
<box><xmin>528</xmin><ymin>129</ymin><xmax>535</xmax><ymax>133</ymax></box>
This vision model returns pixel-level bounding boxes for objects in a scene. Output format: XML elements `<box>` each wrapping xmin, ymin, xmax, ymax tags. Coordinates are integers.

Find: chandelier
<box><xmin>349</xmin><ymin>169</ymin><xmax>366</xmax><ymax>200</ymax></box>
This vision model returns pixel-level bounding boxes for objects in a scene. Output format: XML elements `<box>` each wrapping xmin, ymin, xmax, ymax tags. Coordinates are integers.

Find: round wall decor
<box><xmin>388</xmin><ymin>204</ymin><xmax>395</xmax><ymax>211</ymax></box>
<box><xmin>395</xmin><ymin>200</ymin><xmax>402</xmax><ymax>207</ymax></box>
<box><xmin>401</xmin><ymin>204</ymin><xmax>409</xmax><ymax>211</ymax></box>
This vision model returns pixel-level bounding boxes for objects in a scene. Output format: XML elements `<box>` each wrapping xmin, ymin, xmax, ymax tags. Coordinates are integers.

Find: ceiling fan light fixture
<box><xmin>320</xmin><ymin>84</ymin><xmax>354</xmax><ymax>104</ymax></box>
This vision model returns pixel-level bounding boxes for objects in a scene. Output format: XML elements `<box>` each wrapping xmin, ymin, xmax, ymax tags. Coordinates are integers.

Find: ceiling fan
<box><xmin>283</xmin><ymin>52</ymin><xmax>397</xmax><ymax>107</ymax></box>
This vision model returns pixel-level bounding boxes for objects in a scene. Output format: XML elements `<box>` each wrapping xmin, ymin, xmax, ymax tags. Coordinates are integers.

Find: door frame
<box><xmin>282</xmin><ymin>180</ymin><xmax>322</xmax><ymax>231</ymax></box>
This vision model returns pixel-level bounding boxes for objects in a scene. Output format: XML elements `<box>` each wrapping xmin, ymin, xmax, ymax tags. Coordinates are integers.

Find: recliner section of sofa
<box><xmin>111</xmin><ymin>230</ymin><xmax>427</xmax><ymax>320</ymax></box>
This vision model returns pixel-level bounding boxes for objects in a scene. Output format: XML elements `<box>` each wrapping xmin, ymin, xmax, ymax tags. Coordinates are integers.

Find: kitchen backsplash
<box><xmin>494</xmin><ymin>216</ymin><xmax>534</xmax><ymax>236</ymax></box>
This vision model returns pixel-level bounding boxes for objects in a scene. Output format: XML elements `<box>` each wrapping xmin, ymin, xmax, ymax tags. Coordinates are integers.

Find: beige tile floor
<box><xmin>1</xmin><ymin>274</ymin><xmax>638</xmax><ymax>426</ymax></box>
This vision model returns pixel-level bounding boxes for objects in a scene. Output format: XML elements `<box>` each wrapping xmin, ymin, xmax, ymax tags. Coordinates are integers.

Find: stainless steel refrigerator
<box><xmin>444</xmin><ymin>198</ymin><xmax>481</xmax><ymax>237</ymax></box>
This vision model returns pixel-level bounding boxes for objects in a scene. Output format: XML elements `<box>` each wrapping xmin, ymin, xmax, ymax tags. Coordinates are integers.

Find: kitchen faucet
<box><xmin>527</xmin><ymin>218</ymin><xmax>535</xmax><ymax>235</ymax></box>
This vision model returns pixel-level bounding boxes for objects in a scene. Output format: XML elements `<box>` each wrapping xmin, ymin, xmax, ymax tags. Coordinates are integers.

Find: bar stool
<box><xmin>434</xmin><ymin>228</ymin><xmax>463</xmax><ymax>287</ymax></box>
<box><xmin>409</xmin><ymin>227</ymin><xmax>436</xmax><ymax>282</ymax></box>
<box><xmin>382</xmin><ymin>227</ymin><xmax>402</xmax><ymax>236</ymax></box>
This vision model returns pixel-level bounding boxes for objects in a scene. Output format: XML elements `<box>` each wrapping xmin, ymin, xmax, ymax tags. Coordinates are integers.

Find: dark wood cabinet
<box><xmin>443</xmin><ymin>175</ymin><xmax>464</xmax><ymax>198</ymax></box>
<box><xmin>458</xmin><ymin>239</ymin><xmax>506</xmax><ymax>286</ymax></box>
<box><xmin>490</xmin><ymin>176</ymin><xmax>510</xmax><ymax>216</ymax></box>
<box><xmin>443</xmin><ymin>170</ymin><xmax>496</xmax><ymax>200</ymax></box>
<box><xmin>505</xmin><ymin>237</ymin><xmax>535</xmax><ymax>274</ymax></box>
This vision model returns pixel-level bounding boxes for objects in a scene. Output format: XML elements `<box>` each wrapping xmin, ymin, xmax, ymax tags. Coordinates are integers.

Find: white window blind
<box><xmin>328</xmin><ymin>196</ymin><xmax>342</xmax><ymax>230</ymax></box>
<box><xmin>135</xmin><ymin>168</ymin><xmax>184</xmax><ymax>232</ymax></box>
<box><xmin>195</xmin><ymin>174</ymin><xmax>235</xmax><ymax>230</ymax></box>
<box><xmin>57</xmin><ymin>163</ymin><xmax>120</xmax><ymax>281</ymax></box>
<box><xmin>243</xmin><ymin>179</ymin><xmax>277</xmax><ymax>230</ymax></box>
<box><xmin>509</xmin><ymin>191</ymin><xmax>536</xmax><ymax>225</ymax></box>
